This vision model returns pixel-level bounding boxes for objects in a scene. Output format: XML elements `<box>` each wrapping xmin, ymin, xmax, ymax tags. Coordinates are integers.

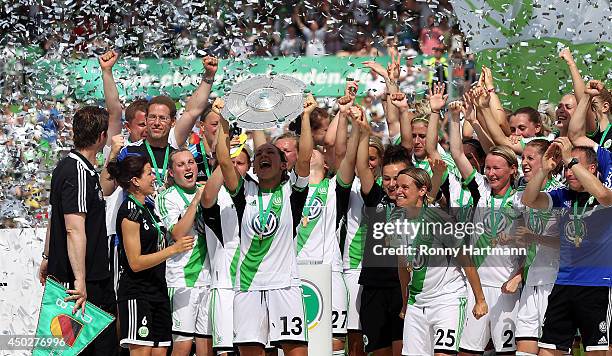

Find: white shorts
<box><xmin>210</xmin><ymin>288</ymin><xmax>234</xmax><ymax>350</ymax></box>
<box><xmin>332</xmin><ymin>271</ymin><xmax>349</xmax><ymax>336</ymax></box>
<box><xmin>233</xmin><ymin>286</ymin><xmax>308</xmax><ymax>347</ymax></box>
<box><xmin>343</xmin><ymin>269</ymin><xmax>362</xmax><ymax>332</ymax></box>
<box><xmin>402</xmin><ymin>298</ymin><xmax>468</xmax><ymax>355</ymax></box>
<box><xmin>516</xmin><ymin>284</ymin><xmax>554</xmax><ymax>340</ymax></box>
<box><xmin>459</xmin><ymin>285</ymin><xmax>520</xmax><ymax>353</ymax></box>
<box><xmin>168</xmin><ymin>286</ymin><xmax>211</xmax><ymax>341</ymax></box>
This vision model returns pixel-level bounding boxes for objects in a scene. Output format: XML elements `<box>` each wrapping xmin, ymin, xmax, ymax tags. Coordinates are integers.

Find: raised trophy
<box><xmin>221</xmin><ymin>74</ymin><xmax>307</xmax><ymax>130</ymax></box>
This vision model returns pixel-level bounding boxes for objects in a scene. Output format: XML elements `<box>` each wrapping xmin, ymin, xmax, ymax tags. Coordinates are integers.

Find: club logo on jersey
<box><xmin>411</xmin><ymin>247</ymin><xmax>428</xmax><ymax>271</ymax></box>
<box><xmin>138</xmin><ymin>326</ymin><xmax>149</xmax><ymax>337</ymax></box>
<box><xmin>604</xmin><ymin>139</ymin><xmax>612</xmax><ymax>149</ymax></box>
<box><xmin>251</xmin><ymin>212</ymin><xmax>279</xmax><ymax>239</ymax></box>
<box><xmin>301</xmin><ymin>279</ymin><xmax>323</xmax><ymax>331</ymax></box>
<box><xmin>482</xmin><ymin>210</ymin><xmax>510</xmax><ymax>235</ymax></box>
<box><xmin>564</xmin><ymin>220</ymin><xmax>586</xmax><ymax>245</ymax></box>
<box><xmin>599</xmin><ymin>321</ymin><xmax>607</xmax><ymax>333</ymax></box>
<box><xmin>272</xmin><ymin>196</ymin><xmax>283</xmax><ymax>206</ymax></box>
<box><xmin>527</xmin><ymin>213</ymin><xmax>544</xmax><ymax>235</ymax></box>
<box><xmin>305</xmin><ymin>197</ymin><xmax>324</xmax><ymax>221</ymax></box>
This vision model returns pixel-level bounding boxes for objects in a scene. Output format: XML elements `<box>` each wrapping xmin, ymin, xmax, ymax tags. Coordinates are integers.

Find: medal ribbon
<box><xmin>199</xmin><ymin>141</ymin><xmax>211</xmax><ymax>177</ymax></box>
<box><xmin>145</xmin><ymin>141</ymin><xmax>170</xmax><ymax>189</ymax></box>
<box><xmin>257</xmin><ymin>186</ymin><xmax>283</xmax><ymax>241</ymax></box>
<box><xmin>599</xmin><ymin>123</ymin><xmax>612</xmax><ymax>147</ymax></box>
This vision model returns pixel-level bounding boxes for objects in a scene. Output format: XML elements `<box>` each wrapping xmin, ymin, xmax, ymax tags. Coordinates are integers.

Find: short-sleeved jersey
<box><xmin>155</xmin><ymin>184</ymin><xmax>211</xmax><ymax>288</ymax></box>
<box><xmin>588</xmin><ymin>124</ymin><xmax>612</xmax><ymax>152</ymax></box>
<box><xmin>295</xmin><ymin>177</ymin><xmax>343</xmax><ymax>272</ymax></box>
<box><xmin>466</xmin><ymin>171</ymin><xmax>525</xmax><ymax>287</ymax></box>
<box><xmin>48</xmin><ymin>150</ymin><xmax>109</xmax><ymax>282</ymax></box>
<box><xmin>229</xmin><ymin>171</ymin><xmax>309</xmax><ymax>291</ymax></box>
<box><xmin>337</xmin><ymin>178</ymin><xmax>368</xmax><ymax>271</ymax></box>
<box><xmin>116</xmin><ymin>196</ymin><xmax>168</xmax><ymax>302</ymax></box>
<box><xmin>595</xmin><ymin>145</ymin><xmax>612</xmax><ymax>188</ymax></box>
<box><xmin>546</xmin><ymin>189</ymin><xmax>612</xmax><ymax>286</ymax></box>
<box><xmin>394</xmin><ymin>207</ymin><xmax>467</xmax><ymax>307</ymax></box>
<box><xmin>199</xmin><ymin>187</ymin><xmax>241</xmax><ymax>289</ymax></box>
<box><xmin>522</xmin><ymin>178</ymin><xmax>564</xmax><ymax>286</ymax></box>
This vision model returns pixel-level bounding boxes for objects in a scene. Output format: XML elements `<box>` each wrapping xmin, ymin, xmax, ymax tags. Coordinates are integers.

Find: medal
<box><xmin>301</xmin><ymin>216</ymin><xmax>308</xmax><ymax>227</ymax></box>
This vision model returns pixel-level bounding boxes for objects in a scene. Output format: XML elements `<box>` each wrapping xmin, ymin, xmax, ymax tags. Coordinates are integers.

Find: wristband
<box><xmin>203</xmin><ymin>77</ymin><xmax>214</xmax><ymax>85</ymax></box>
<box><xmin>431</xmin><ymin>110</ymin><xmax>441</xmax><ymax>114</ymax></box>
<box><xmin>42</xmin><ymin>252</ymin><xmax>49</xmax><ymax>260</ymax></box>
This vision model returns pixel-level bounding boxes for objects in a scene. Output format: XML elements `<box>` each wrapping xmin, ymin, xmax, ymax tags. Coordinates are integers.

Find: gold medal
<box><xmin>574</xmin><ymin>235</ymin><xmax>583</xmax><ymax>248</ymax></box>
<box><xmin>302</xmin><ymin>216</ymin><xmax>309</xmax><ymax>227</ymax></box>
<box><xmin>491</xmin><ymin>237</ymin><xmax>498</xmax><ymax>247</ymax></box>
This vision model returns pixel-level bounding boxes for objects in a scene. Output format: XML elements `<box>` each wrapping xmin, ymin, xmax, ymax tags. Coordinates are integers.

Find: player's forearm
<box><xmin>129</xmin><ymin>247</ymin><xmax>177</xmax><ymax>272</ymax></box>
<box><xmin>463</xmin><ymin>265</ymin><xmax>486</xmax><ymax>302</ymax></box>
<box><xmin>202</xmin><ymin>167</ymin><xmax>224</xmax><ymax>208</ymax></box>
<box><xmin>333</xmin><ymin>112</ymin><xmax>348</xmax><ymax>159</ymax></box>
<box><xmin>324</xmin><ymin>111</ymin><xmax>341</xmax><ymax>148</ymax></box>
<box><xmin>426</xmin><ymin>112</ymin><xmax>441</xmax><ymax>158</ymax></box>
<box><xmin>337</xmin><ymin>125</ymin><xmax>361</xmax><ymax>184</ymax></box>
<box><xmin>296</xmin><ymin>112</ymin><xmax>313</xmax><ymax>177</ymax></box>
<box><xmin>571</xmin><ymin>164</ymin><xmax>612</xmax><ymax>206</ymax></box>
<box><xmin>102</xmin><ymin>70</ymin><xmax>123</xmax><ymax>139</ymax></box>
<box><xmin>399</xmin><ymin>110</ymin><xmax>414</xmax><ymax>152</ymax></box>
<box><xmin>568</xmin><ymin>95</ymin><xmax>591</xmax><ymax>142</ymax></box>
<box><xmin>66</xmin><ymin>227</ymin><xmax>87</xmax><ymax>282</ymax></box>
<box><xmin>489</xmin><ymin>93</ymin><xmax>511</xmax><ymax>136</ymax></box>
<box><xmin>522</xmin><ymin>170</ymin><xmax>549</xmax><ymax>209</ymax></box>
<box><xmin>566</xmin><ymin>60</ymin><xmax>585</xmax><ymax>103</ymax></box>
<box><xmin>171</xmin><ymin>199</ymin><xmax>200</xmax><ymax>239</ymax></box>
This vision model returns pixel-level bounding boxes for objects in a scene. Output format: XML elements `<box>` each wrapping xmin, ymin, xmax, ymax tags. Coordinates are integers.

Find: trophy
<box><xmin>221</xmin><ymin>74</ymin><xmax>307</xmax><ymax>130</ymax></box>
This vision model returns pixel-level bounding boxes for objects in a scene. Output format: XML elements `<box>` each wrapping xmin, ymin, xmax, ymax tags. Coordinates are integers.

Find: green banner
<box><xmin>32</xmin><ymin>55</ymin><xmax>429</xmax><ymax>101</ymax></box>
<box><xmin>33</xmin><ymin>278</ymin><xmax>115</xmax><ymax>355</ymax></box>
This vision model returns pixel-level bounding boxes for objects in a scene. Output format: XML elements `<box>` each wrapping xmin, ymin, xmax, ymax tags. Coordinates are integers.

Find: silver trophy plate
<box><xmin>221</xmin><ymin>74</ymin><xmax>306</xmax><ymax>130</ymax></box>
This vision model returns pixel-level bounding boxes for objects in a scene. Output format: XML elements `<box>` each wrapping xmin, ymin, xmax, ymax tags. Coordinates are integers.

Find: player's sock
<box><xmin>332</xmin><ymin>350</ymin><xmax>346</xmax><ymax>356</ymax></box>
<box><xmin>516</xmin><ymin>352</ymin><xmax>537</xmax><ymax>356</ymax></box>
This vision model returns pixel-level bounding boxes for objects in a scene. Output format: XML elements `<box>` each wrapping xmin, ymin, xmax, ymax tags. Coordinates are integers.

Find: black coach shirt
<box><xmin>359</xmin><ymin>183</ymin><xmax>400</xmax><ymax>287</ymax></box>
<box><xmin>116</xmin><ymin>196</ymin><xmax>168</xmax><ymax>302</ymax></box>
<box><xmin>48</xmin><ymin>150</ymin><xmax>109</xmax><ymax>283</ymax></box>
<box><xmin>125</xmin><ymin>139</ymin><xmax>177</xmax><ymax>190</ymax></box>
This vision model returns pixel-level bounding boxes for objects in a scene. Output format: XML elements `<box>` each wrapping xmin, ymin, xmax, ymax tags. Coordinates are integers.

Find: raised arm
<box><xmin>559</xmin><ymin>48</ymin><xmax>586</xmax><ymax>106</ymax></box>
<box><xmin>325</xmin><ymin>81</ymin><xmax>358</xmax><ymax>148</ymax></box>
<box><xmin>428</xmin><ymin>157</ymin><xmax>447</xmax><ymax>204</ymax></box>
<box><xmin>201</xmin><ymin>167</ymin><xmax>224</xmax><ymax>208</ymax></box>
<box><xmin>464</xmin><ymin>92</ymin><xmax>495</xmax><ymax>153</ymax></box>
<box><xmin>426</xmin><ymin>83</ymin><xmax>449</xmax><ymax>160</ymax></box>
<box><xmin>99</xmin><ymin>51</ymin><xmax>123</xmax><ymax>144</ymax></box>
<box><xmin>333</xmin><ymin>95</ymin><xmax>353</xmax><ymax>163</ymax></box>
<box><xmin>216</xmin><ymin>117</ymin><xmax>240</xmax><ymax>193</ymax></box>
<box><xmin>100</xmin><ymin>134</ymin><xmax>123</xmax><ymax>196</ymax></box>
<box><xmin>337</xmin><ymin>106</ymin><xmax>363</xmax><ymax>185</ymax></box>
<box><xmin>390</xmin><ymin>93</ymin><xmax>414</xmax><ymax>152</ymax></box>
<box><xmin>522</xmin><ymin>143</ymin><xmax>560</xmax><ymax>209</ymax></box>
<box><xmin>448</xmin><ymin>101</ymin><xmax>475</xmax><ymax>180</ymax></box>
<box><xmin>355</xmin><ymin>107</ymin><xmax>376</xmax><ymax>195</ymax></box>
<box><xmin>477</xmin><ymin>86</ymin><xmax>523</xmax><ymax>154</ymax></box>
<box><xmin>568</xmin><ymin>80</ymin><xmax>605</xmax><ymax>143</ymax></box>
<box><xmin>295</xmin><ymin>94</ymin><xmax>316</xmax><ymax>177</ymax></box>
<box><xmin>383</xmin><ymin>49</ymin><xmax>402</xmax><ymax>139</ymax></box>
<box><xmin>174</xmin><ymin>56</ymin><xmax>219</xmax><ymax>146</ymax></box>
<box><xmin>481</xmin><ymin>66</ymin><xmax>511</xmax><ymax>136</ymax></box>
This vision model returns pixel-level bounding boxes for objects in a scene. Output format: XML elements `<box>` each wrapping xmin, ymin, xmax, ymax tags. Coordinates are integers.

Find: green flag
<box><xmin>33</xmin><ymin>278</ymin><xmax>115</xmax><ymax>355</ymax></box>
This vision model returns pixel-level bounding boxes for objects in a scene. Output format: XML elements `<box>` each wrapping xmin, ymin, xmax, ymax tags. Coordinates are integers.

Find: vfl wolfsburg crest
<box><xmin>564</xmin><ymin>220</ymin><xmax>587</xmax><ymax>245</ymax></box>
<box><xmin>301</xmin><ymin>279</ymin><xmax>324</xmax><ymax>331</ymax></box>
<box><xmin>251</xmin><ymin>212</ymin><xmax>280</xmax><ymax>239</ymax></box>
<box><xmin>305</xmin><ymin>197</ymin><xmax>324</xmax><ymax>221</ymax></box>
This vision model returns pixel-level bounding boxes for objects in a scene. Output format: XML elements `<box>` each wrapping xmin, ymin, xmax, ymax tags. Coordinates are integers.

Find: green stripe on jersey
<box><xmin>349</xmin><ymin>223</ymin><xmax>366</xmax><ymax>269</ymax></box>
<box><xmin>230</xmin><ymin>248</ymin><xmax>240</xmax><ymax>287</ymax></box>
<box><xmin>183</xmin><ymin>234</ymin><xmax>208</xmax><ymax>287</ymax></box>
<box><xmin>296</xmin><ymin>179</ymin><xmax>330</xmax><ymax>254</ymax></box>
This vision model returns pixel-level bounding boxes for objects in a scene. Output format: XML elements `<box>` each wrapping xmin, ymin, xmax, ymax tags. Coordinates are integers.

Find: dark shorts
<box><xmin>359</xmin><ymin>285</ymin><xmax>404</xmax><ymax>353</ymax></box>
<box><xmin>539</xmin><ymin>284</ymin><xmax>611</xmax><ymax>352</ymax></box>
<box><xmin>118</xmin><ymin>298</ymin><xmax>172</xmax><ymax>348</ymax></box>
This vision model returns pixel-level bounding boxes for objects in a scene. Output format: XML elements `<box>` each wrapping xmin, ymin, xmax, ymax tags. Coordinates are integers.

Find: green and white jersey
<box><xmin>295</xmin><ymin>177</ymin><xmax>343</xmax><ymax>272</ymax></box>
<box><xmin>155</xmin><ymin>184</ymin><xmax>211</xmax><ymax>288</ymax></box>
<box><xmin>468</xmin><ymin>172</ymin><xmax>525</xmax><ymax>287</ymax></box>
<box><xmin>522</xmin><ymin>178</ymin><xmax>563</xmax><ymax>287</ymax></box>
<box><xmin>397</xmin><ymin>207</ymin><xmax>467</xmax><ymax>307</ymax></box>
<box><xmin>339</xmin><ymin>178</ymin><xmax>368</xmax><ymax>271</ymax></box>
<box><xmin>230</xmin><ymin>171</ymin><xmax>309</xmax><ymax>291</ymax></box>
<box><xmin>201</xmin><ymin>187</ymin><xmax>241</xmax><ymax>290</ymax></box>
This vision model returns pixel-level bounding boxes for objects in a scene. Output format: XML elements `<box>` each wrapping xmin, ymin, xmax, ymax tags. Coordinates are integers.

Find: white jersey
<box><xmin>230</xmin><ymin>171</ymin><xmax>309</xmax><ymax>291</ymax></box>
<box><xmin>398</xmin><ymin>207</ymin><xmax>467</xmax><ymax>307</ymax></box>
<box><xmin>201</xmin><ymin>187</ymin><xmax>241</xmax><ymax>289</ymax></box>
<box><xmin>469</xmin><ymin>172</ymin><xmax>525</xmax><ymax>287</ymax></box>
<box><xmin>155</xmin><ymin>184</ymin><xmax>212</xmax><ymax>288</ymax></box>
<box><xmin>339</xmin><ymin>178</ymin><xmax>368</xmax><ymax>271</ymax></box>
<box><xmin>522</xmin><ymin>178</ymin><xmax>563</xmax><ymax>286</ymax></box>
<box><xmin>295</xmin><ymin>177</ymin><xmax>343</xmax><ymax>272</ymax></box>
